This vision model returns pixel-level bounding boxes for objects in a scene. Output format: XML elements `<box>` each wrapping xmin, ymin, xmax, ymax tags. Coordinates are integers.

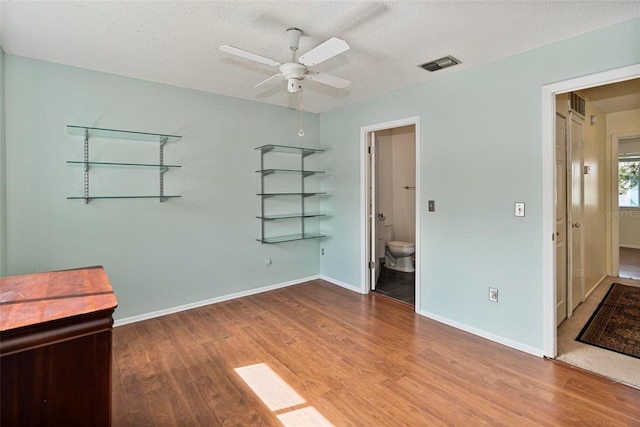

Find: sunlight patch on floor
<box><xmin>235</xmin><ymin>362</ymin><xmax>335</xmax><ymax>426</ymax></box>
<box><xmin>277</xmin><ymin>407</ymin><xmax>334</xmax><ymax>427</ymax></box>
<box><xmin>234</xmin><ymin>363</ymin><xmax>306</xmax><ymax>411</ymax></box>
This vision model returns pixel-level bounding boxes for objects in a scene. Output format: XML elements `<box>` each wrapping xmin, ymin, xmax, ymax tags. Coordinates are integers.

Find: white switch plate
<box><xmin>515</xmin><ymin>202</ymin><xmax>525</xmax><ymax>217</ymax></box>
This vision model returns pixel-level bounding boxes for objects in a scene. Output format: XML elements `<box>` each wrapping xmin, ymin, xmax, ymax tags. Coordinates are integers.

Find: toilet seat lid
<box><xmin>387</xmin><ymin>240</ymin><xmax>414</xmax><ymax>248</ymax></box>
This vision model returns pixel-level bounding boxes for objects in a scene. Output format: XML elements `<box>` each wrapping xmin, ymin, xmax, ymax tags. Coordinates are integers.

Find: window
<box><xmin>619</xmin><ymin>157</ymin><xmax>639</xmax><ymax>207</ymax></box>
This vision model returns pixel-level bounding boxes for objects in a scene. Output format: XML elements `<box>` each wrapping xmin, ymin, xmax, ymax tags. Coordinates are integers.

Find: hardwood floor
<box><xmin>112</xmin><ymin>280</ymin><xmax>640</xmax><ymax>426</ymax></box>
<box><xmin>620</xmin><ymin>247</ymin><xmax>640</xmax><ymax>279</ymax></box>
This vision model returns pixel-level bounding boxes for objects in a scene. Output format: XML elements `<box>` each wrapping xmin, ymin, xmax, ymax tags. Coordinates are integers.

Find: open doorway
<box><xmin>371</xmin><ymin>125</ymin><xmax>416</xmax><ymax>305</ymax></box>
<box><xmin>360</xmin><ymin>117</ymin><xmax>420</xmax><ymax>312</ymax></box>
<box><xmin>545</xmin><ymin>71</ymin><xmax>640</xmax><ymax>386</ymax></box>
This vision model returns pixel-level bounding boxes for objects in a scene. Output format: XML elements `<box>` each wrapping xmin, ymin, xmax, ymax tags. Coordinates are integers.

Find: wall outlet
<box><xmin>489</xmin><ymin>287</ymin><xmax>499</xmax><ymax>302</ymax></box>
<box><xmin>265</xmin><ymin>257</ymin><xmax>272</xmax><ymax>268</ymax></box>
<box><xmin>321</xmin><ymin>248</ymin><xmax>325</xmax><ymax>256</ymax></box>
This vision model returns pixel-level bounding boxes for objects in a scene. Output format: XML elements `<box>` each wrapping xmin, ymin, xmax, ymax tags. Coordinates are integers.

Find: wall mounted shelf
<box><xmin>255</xmin><ymin>144</ymin><xmax>326</xmax><ymax>244</ymax></box>
<box><xmin>66</xmin><ymin>125</ymin><xmax>182</xmax><ymax>203</ymax></box>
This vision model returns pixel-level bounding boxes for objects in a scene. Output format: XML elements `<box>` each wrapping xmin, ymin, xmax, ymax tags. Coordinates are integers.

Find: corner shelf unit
<box><xmin>66</xmin><ymin>125</ymin><xmax>182</xmax><ymax>203</ymax></box>
<box><xmin>256</xmin><ymin>144</ymin><xmax>326</xmax><ymax>244</ymax></box>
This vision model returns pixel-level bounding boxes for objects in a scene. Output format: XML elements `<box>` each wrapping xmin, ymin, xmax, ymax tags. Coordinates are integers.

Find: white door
<box><xmin>369</xmin><ymin>131</ymin><xmax>378</xmax><ymax>290</ymax></box>
<box><xmin>555</xmin><ymin>113</ymin><xmax>568</xmax><ymax>325</ymax></box>
<box><xmin>568</xmin><ymin>113</ymin><xmax>584</xmax><ymax>315</ymax></box>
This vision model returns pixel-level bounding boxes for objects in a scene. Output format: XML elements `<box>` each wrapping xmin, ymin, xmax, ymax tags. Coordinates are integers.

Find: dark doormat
<box><xmin>577</xmin><ymin>283</ymin><xmax>640</xmax><ymax>359</ymax></box>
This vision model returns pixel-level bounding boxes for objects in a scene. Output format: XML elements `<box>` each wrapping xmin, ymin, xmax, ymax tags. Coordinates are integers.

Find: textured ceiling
<box><xmin>1</xmin><ymin>1</ymin><xmax>639</xmax><ymax>113</ymax></box>
<box><xmin>582</xmin><ymin>78</ymin><xmax>640</xmax><ymax>114</ymax></box>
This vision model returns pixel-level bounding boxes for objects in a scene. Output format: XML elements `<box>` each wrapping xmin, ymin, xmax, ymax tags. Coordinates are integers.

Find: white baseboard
<box><xmin>620</xmin><ymin>244</ymin><xmax>640</xmax><ymax>250</ymax></box>
<box><xmin>585</xmin><ymin>274</ymin><xmax>608</xmax><ymax>300</ymax></box>
<box><xmin>114</xmin><ymin>275</ymin><xmax>320</xmax><ymax>327</ymax></box>
<box><xmin>319</xmin><ymin>275</ymin><xmax>364</xmax><ymax>294</ymax></box>
<box><xmin>418</xmin><ymin>309</ymin><xmax>544</xmax><ymax>357</ymax></box>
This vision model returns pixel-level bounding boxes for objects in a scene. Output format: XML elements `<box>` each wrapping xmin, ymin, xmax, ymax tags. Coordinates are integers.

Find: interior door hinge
<box><xmin>369</xmin><ymin>261</ymin><xmax>375</xmax><ymax>269</ymax></box>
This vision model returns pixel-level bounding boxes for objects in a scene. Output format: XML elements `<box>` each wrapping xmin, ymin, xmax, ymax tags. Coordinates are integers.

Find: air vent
<box><xmin>570</xmin><ymin>92</ymin><xmax>586</xmax><ymax>117</ymax></box>
<box><xmin>419</xmin><ymin>56</ymin><xmax>461</xmax><ymax>72</ymax></box>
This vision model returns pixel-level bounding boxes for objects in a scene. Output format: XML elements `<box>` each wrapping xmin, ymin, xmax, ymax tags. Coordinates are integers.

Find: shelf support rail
<box><xmin>260</xmin><ymin>149</ymin><xmax>266</xmax><ymax>242</ymax></box>
<box><xmin>83</xmin><ymin>129</ymin><xmax>90</xmax><ymax>204</ymax></box>
<box><xmin>301</xmin><ymin>152</ymin><xmax>305</xmax><ymax>237</ymax></box>
<box><xmin>159</xmin><ymin>137</ymin><xmax>168</xmax><ymax>202</ymax></box>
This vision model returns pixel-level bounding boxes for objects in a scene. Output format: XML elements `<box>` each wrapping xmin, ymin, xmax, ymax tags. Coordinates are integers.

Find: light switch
<box><xmin>515</xmin><ymin>202</ymin><xmax>525</xmax><ymax>217</ymax></box>
<box><xmin>428</xmin><ymin>200</ymin><xmax>435</xmax><ymax>212</ymax></box>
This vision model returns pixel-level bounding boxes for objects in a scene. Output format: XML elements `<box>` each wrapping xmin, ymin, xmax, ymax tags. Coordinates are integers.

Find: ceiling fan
<box><xmin>220</xmin><ymin>28</ymin><xmax>351</xmax><ymax>94</ymax></box>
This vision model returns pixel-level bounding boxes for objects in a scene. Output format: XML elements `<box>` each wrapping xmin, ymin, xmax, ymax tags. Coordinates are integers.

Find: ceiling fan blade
<box><xmin>306</xmin><ymin>72</ymin><xmax>351</xmax><ymax>89</ymax></box>
<box><xmin>254</xmin><ymin>73</ymin><xmax>283</xmax><ymax>88</ymax></box>
<box><xmin>298</xmin><ymin>37</ymin><xmax>350</xmax><ymax>66</ymax></box>
<box><xmin>219</xmin><ymin>45</ymin><xmax>281</xmax><ymax>67</ymax></box>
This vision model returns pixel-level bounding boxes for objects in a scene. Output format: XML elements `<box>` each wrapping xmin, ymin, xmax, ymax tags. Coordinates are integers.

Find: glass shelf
<box><xmin>67</xmin><ymin>195</ymin><xmax>181</xmax><ymax>200</ymax></box>
<box><xmin>257</xmin><ymin>213</ymin><xmax>326</xmax><ymax>220</ymax></box>
<box><xmin>67</xmin><ymin>125</ymin><xmax>182</xmax><ymax>143</ymax></box>
<box><xmin>257</xmin><ymin>233</ymin><xmax>325</xmax><ymax>244</ymax></box>
<box><xmin>67</xmin><ymin>161</ymin><xmax>181</xmax><ymax>169</ymax></box>
<box><xmin>257</xmin><ymin>192</ymin><xmax>325</xmax><ymax>197</ymax></box>
<box><xmin>257</xmin><ymin>169</ymin><xmax>324</xmax><ymax>176</ymax></box>
<box><xmin>255</xmin><ymin>144</ymin><xmax>324</xmax><ymax>156</ymax></box>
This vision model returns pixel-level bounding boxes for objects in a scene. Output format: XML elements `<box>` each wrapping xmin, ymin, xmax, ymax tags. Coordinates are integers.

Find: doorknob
<box><xmin>572</xmin><ymin>223</ymin><xmax>581</xmax><ymax>228</ymax></box>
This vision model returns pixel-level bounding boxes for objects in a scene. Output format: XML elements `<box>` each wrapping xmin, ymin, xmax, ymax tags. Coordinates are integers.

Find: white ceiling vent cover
<box><xmin>419</xmin><ymin>55</ymin><xmax>461</xmax><ymax>72</ymax></box>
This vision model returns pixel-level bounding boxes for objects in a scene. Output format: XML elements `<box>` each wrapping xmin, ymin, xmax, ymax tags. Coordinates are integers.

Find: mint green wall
<box><xmin>320</xmin><ymin>18</ymin><xmax>640</xmax><ymax>351</ymax></box>
<box><xmin>5</xmin><ymin>56</ymin><xmax>321</xmax><ymax>320</ymax></box>
<box><xmin>0</xmin><ymin>48</ymin><xmax>6</xmax><ymax>277</ymax></box>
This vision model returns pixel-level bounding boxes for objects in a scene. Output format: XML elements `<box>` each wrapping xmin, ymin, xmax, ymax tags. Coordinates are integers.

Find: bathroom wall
<box><xmin>4</xmin><ymin>55</ymin><xmax>321</xmax><ymax>321</ymax></box>
<box><xmin>390</xmin><ymin>126</ymin><xmax>416</xmax><ymax>243</ymax></box>
<box><xmin>376</xmin><ymin>125</ymin><xmax>416</xmax><ymax>243</ymax></box>
<box><xmin>377</xmin><ymin>130</ymin><xmax>394</xmax><ymax>229</ymax></box>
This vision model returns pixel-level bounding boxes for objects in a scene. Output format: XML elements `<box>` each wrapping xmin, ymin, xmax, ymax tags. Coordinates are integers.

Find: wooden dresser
<box><xmin>0</xmin><ymin>266</ymin><xmax>118</xmax><ymax>426</ymax></box>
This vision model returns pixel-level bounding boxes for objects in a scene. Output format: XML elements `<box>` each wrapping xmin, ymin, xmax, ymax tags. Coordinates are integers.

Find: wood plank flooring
<box><xmin>112</xmin><ymin>280</ymin><xmax>640</xmax><ymax>426</ymax></box>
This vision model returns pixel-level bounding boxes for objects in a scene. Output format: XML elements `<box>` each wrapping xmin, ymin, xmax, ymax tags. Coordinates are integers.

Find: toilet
<box><xmin>385</xmin><ymin>241</ymin><xmax>415</xmax><ymax>273</ymax></box>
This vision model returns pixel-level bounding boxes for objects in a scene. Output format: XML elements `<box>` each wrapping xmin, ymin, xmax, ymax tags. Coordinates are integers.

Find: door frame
<box><xmin>360</xmin><ymin>116</ymin><xmax>421</xmax><ymax>312</ymax></box>
<box><xmin>541</xmin><ymin>64</ymin><xmax>640</xmax><ymax>357</ymax></box>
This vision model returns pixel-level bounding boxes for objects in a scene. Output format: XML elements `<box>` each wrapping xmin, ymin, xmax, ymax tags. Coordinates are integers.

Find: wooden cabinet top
<box><xmin>0</xmin><ymin>266</ymin><xmax>118</xmax><ymax>332</ymax></box>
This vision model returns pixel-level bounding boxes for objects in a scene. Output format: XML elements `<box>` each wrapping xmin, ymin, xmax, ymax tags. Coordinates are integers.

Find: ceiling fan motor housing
<box><xmin>280</xmin><ymin>62</ymin><xmax>306</xmax><ymax>93</ymax></box>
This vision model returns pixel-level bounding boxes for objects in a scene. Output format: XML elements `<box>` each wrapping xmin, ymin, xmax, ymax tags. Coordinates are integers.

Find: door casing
<box><xmin>360</xmin><ymin>116</ymin><xmax>421</xmax><ymax>312</ymax></box>
<box><xmin>555</xmin><ymin>112</ymin><xmax>568</xmax><ymax>325</ymax></box>
<box><xmin>541</xmin><ymin>64</ymin><xmax>640</xmax><ymax>358</ymax></box>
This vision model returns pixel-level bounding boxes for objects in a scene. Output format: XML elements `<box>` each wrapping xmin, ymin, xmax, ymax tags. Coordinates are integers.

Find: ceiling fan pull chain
<box><xmin>298</xmin><ymin>90</ymin><xmax>305</xmax><ymax>137</ymax></box>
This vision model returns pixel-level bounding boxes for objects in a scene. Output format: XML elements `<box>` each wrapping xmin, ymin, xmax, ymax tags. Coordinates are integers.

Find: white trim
<box><xmin>621</xmin><ymin>244</ymin><xmax>640</xmax><ymax>250</ymax></box>
<box><xmin>541</xmin><ymin>64</ymin><xmax>640</xmax><ymax>358</ymax></box>
<box><xmin>585</xmin><ymin>274</ymin><xmax>608</xmax><ymax>301</ymax></box>
<box><xmin>114</xmin><ymin>275</ymin><xmax>319</xmax><ymax>327</ymax></box>
<box><xmin>320</xmin><ymin>274</ymin><xmax>364</xmax><ymax>293</ymax></box>
<box><xmin>419</xmin><ymin>309</ymin><xmax>544</xmax><ymax>357</ymax></box>
<box><xmin>360</xmin><ymin>116</ymin><xmax>421</xmax><ymax>313</ymax></box>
